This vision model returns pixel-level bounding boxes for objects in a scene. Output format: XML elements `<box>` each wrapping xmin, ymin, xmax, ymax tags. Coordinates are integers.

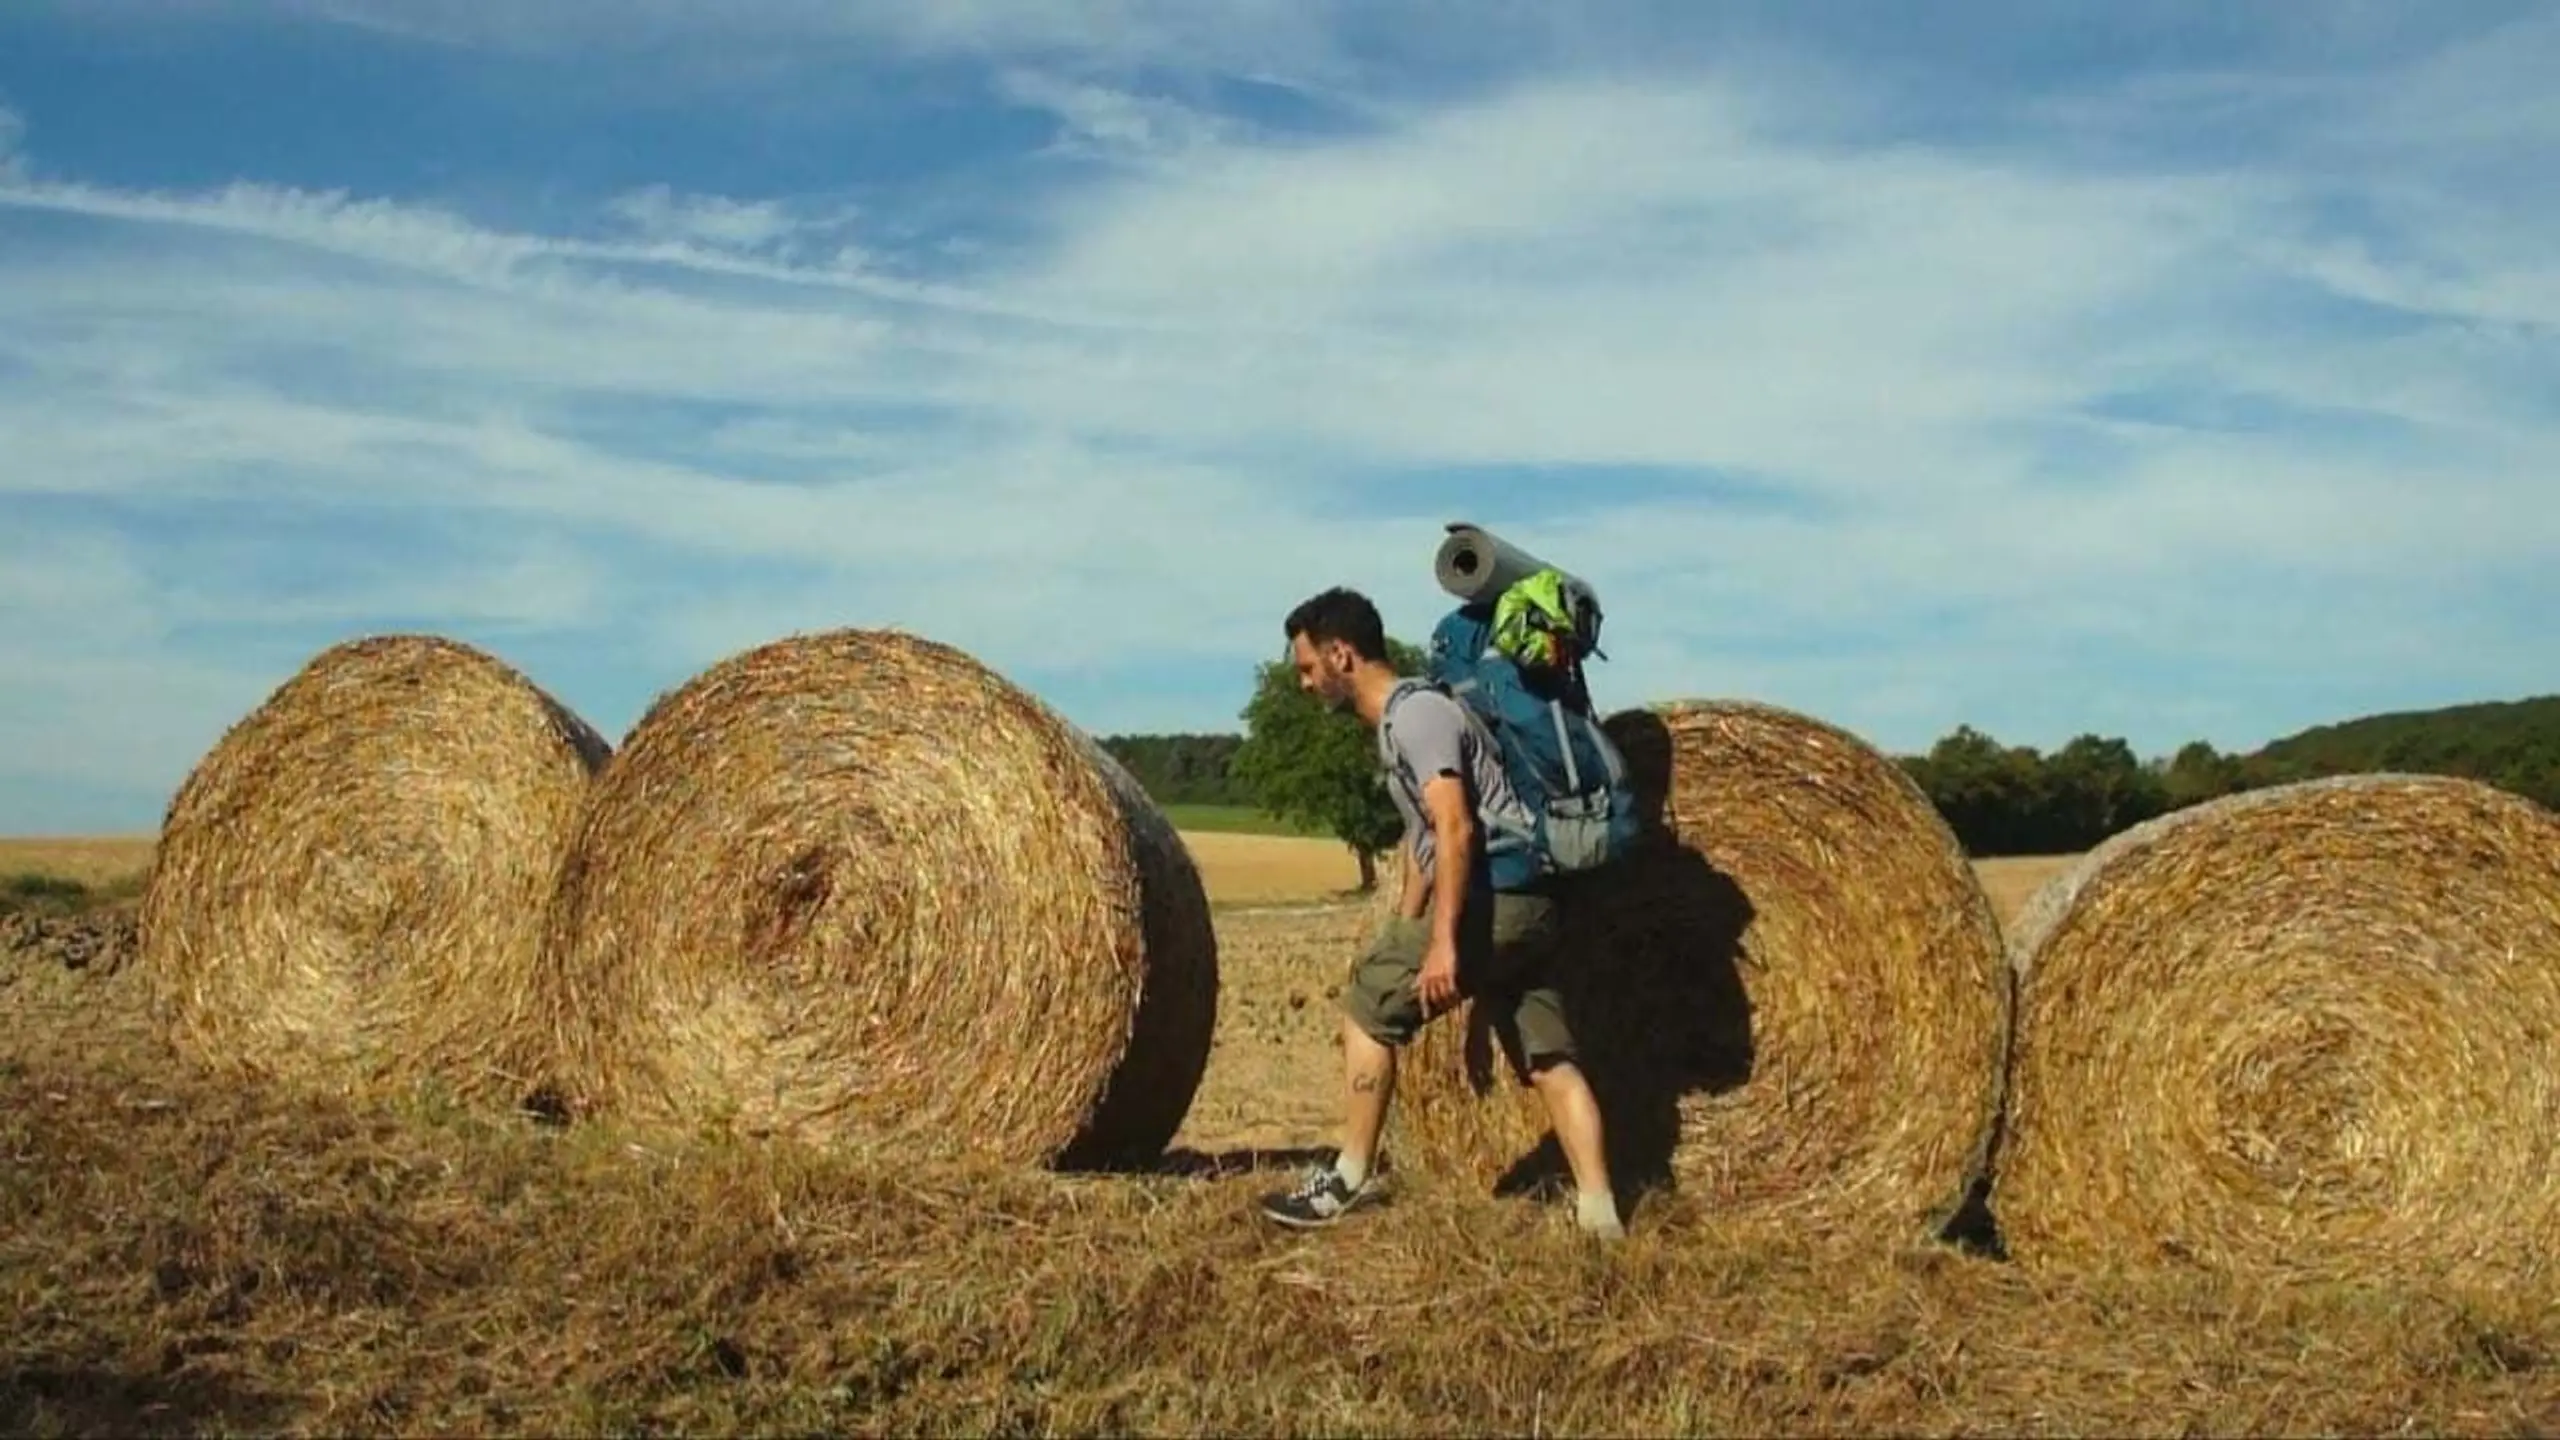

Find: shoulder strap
<box><xmin>1547</xmin><ymin>699</ymin><xmax>1584</xmax><ymax>793</ymax></box>
<box><xmin>1376</xmin><ymin>678</ymin><xmax>1425</xmax><ymax>779</ymax></box>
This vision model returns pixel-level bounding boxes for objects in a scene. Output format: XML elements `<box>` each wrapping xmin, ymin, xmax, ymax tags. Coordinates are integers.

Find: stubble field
<box><xmin>5</xmin><ymin>835</ymin><xmax>2553</xmax><ymax>1436</ymax></box>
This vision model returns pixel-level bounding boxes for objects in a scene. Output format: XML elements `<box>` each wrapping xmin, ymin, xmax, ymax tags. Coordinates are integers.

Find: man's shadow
<box><xmin>1470</xmin><ymin>708</ymin><xmax>1759</xmax><ymax>1215</ymax></box>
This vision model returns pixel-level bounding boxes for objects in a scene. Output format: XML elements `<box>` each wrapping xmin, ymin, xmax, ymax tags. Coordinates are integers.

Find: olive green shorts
<box><xmin>1341</xmin><ymin>884</ymin><xmax>1576</xmax><ymax>1077</ymax></box>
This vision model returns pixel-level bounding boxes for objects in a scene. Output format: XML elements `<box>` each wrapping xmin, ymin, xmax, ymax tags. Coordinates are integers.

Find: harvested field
<box><xmin>1972</xmin><ymin>854</ymin><xmax>2077</xmax><ymax>927</ymax></box>
<box><xmin>8</xmin><ymin>897</ymin><xmax>2560</xmax><ymax>1436</ymax></box>
<box><xmin>0</xmin><ymin>836</ymin><xmax>155</xmax><ymax>891</ymax></box>
<box><xmin>1998</xmin><ymin>773</ymin><xmax>2560</xmax><ymax>1290</ymax></box>
<box><xmin>1182</xmin><ymin>831</ymin><xmax>1369</xmax><ymax>905</ymax></box>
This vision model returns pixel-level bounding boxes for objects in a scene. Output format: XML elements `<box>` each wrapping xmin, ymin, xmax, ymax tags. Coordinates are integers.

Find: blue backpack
<box><xmin>1387</xmin><ymin>591</ymin><xmax>1643</xmax><ymax>891</ymax></box>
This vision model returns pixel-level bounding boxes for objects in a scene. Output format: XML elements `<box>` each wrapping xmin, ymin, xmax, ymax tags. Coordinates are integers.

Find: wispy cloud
<box><xmin>0</xmin><ymin>4</ymin><xmax>2555</xmax><ymax>831</ymax></box>
<box><xmin>994</xmin><ymin>71</ymin><xmax>1244</xmax><ymax>170</ymax></box>
<box><xmin>604</xmin><ymin>184</ymin><xmax>866</xmax><ymax>262</ymax></box>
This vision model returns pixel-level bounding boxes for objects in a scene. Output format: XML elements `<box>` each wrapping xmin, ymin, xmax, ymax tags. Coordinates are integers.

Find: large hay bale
<box><xmin>1995</xmin><ymin>773</ymin><xmax>2560</xmax><ymax>1286</ymax></box>
<box><xmin>1393</xmin><ymin>700</ymin><xmax>2010</xmax><ymax>1236</ymax></box>
<box><xmin>137</xmin><ymin>634</ymin><xmax>611</xmax><ymax>1104</ymax></box>
<box><xmin>537</xmin><ymin>628</ymin><xmax>1220</xmax><ymax>1169</ymax></box>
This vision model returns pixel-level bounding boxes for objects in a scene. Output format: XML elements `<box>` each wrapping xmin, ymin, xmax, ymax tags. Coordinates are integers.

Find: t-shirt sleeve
<box><xmin>1391</xmin><ymin>692</ymin><xmax>1472</xmax><ymax>792</ymax></box>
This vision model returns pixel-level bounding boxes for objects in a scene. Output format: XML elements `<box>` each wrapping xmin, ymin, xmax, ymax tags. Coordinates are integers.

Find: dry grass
<box><xmin>1971</xmin><ymin>854</ymin><xmax>2078</xmax><ymax>928</ymax></box>
<box><xmin>1997</xmin><ymin>773</ymin><xmax>2560</xmax><ymax>1291</ymax></box>
<box><xmin>9</xmin><ymin>907</ymin><xmax>2560</xmax><ymax>1437</ymax></box>
<box><xmin>131</xmin><ymin>634</ymin><xmax>611</xmax><ymax>1111</ymax></box>
<box><xmin>536</xmin><ymin>628</ymin><xmax>1220</xmax><ymax>1170</ymax></box>
<box><xmin>1392</xmin><ymin>700</ymin><xmax>2011</xmax><ymax>1242</ymax></box>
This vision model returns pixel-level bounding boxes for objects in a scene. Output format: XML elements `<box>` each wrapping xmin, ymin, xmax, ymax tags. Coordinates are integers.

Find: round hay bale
<box><xmin>537</xmin><ymin>628</ymin><xmax>1220</xmax><ymax>1169</ymax></box>
<box><xmin>1995</xmin><ymin>773</ymin><xmax>2560</xmax><ymax>1285</ymax></box>
<box><xmin>136</xmin><ymin>633</ymin><xmax>611</xmax><ymax>1105</ymax></box>
<box><xmin>1392</xmin><ymin>699</ymin><xmax>2010</xmax><ymax>1236</ymax></box>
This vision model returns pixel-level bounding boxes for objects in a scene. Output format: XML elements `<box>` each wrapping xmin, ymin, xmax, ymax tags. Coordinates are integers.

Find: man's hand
<box><xmin>1418</xmin><ymin>931</ymin><xmax>1461</xmax><ymax>1014</ymax></box>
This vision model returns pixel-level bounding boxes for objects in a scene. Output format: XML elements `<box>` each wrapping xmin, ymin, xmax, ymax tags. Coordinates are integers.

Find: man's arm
<box><xmin>1421</xmin><ymin>773</ymin><xmax>1476</xmax><ymax>946</ymax></box>
<box><xmin>1385</xmin><ymin>693</ymin><xmax>1479</xmax><ymax>1011</ymax></box>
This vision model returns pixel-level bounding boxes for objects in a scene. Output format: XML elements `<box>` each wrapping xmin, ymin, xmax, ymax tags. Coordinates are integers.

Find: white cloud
<box><xmin>283</xmin><ymin>0</ymin><xmax>1359</xmax><ymax>86</ymax></box>
<box><xmin>982</xmin><ymin>79</ymin><xmax>2258</xmax><ymax>493</ymax></box>
<box><xmin>2</xmin><ymin>21</ymin><xmax>2556</xmax><ymax>829</ymax></box>
<box><xmin>0</xmin><ymin>178</ymin><xmax>1084</xmax><ymax>325</ymax></box>
<box><xmin>994</xmin><ymin>71</ymin><xmax>1244</xmax><ymax>170</ymax></box>
<box><xmin>603</xmin><ymin>183</ymin><xmax>870</xmax><ymax>263</ymax></box>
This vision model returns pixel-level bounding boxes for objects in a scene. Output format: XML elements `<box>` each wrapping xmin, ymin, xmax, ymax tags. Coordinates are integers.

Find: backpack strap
<box><xmin>1376</xmin><ymin>679</ymin><xmax>1423</xmax><ymax>792</ymax></box>
<box><xmin>1384</xmin><ymin>678</ymin><xmax>1539</xmax><ymax>860</ymax></box>
<box><xmin>1577</xmin><ymin>708</ymin><xmax>1630</xmax><ymax>790</ymax></box>
<box><xmin>1547</xmin><ymin>699</ymin><xmax>1583</xmax><ymax>794</ymax></box>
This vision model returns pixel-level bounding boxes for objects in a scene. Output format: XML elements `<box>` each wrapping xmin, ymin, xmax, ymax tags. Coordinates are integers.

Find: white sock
<box><xmin>1335</xmin><ymin>1152</ymin><xmax>1370</xmax><ymax>1189</ymax></box>
<box><xmin>1576</xmin><ymin>1189</ymin><xmax>1623</xmax><ymax>1235</ymax></box>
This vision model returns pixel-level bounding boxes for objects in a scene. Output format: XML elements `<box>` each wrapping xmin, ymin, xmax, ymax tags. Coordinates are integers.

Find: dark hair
<box><xmin>1284</xmin><ymin>586</ymin><xmax>1388</xmax><ymax>662</ymax></box>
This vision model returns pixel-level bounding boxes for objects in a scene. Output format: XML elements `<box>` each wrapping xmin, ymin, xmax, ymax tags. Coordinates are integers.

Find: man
<box><xmin>1256</xmin><ymin>586</ymin><xmax>1624</xmax><ymax>1240</ymax></box>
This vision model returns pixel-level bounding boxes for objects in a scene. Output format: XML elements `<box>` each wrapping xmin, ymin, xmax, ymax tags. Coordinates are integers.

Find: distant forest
<box><xmin>1101</xmin><ymin>695</ymin><xmax>2560</xmax><ymax>857</ymax></box>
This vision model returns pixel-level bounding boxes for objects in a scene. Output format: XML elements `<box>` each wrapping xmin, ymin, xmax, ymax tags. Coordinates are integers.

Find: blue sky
<box><xmin>2</xmin><ymin>1</ymin><xmax>2556</xmax><ymax>832</ymax></box>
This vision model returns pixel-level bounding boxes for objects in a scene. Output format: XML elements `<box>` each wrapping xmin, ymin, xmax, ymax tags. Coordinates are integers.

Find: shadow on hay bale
<box><xmin>1994</xmin><ymin>772</ymin><xmax>2560</xmax><ymax>1289</ymax></box>
<box><xmin>1357</xmin><ymin>837</ymin><xmax>1758</xmax><ymax>1208</ymax></box>
<box><xmin>135</xmin><ymin>634</ymin><xmax>612</xmax><ymax>1108</ymax></box>
<box><xmin>1394</xmin><ymin>700</ymin><xmax>2010</xmax><ymax>1240</ymax></box>
<box><xmin>536</xmin><ymin>628</ymin><xmax>1220</xmax><ymax>1171</ymax></box>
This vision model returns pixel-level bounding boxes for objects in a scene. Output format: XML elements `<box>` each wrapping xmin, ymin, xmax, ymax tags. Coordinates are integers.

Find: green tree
<box><xmin>1914</xmin><ymin>725</ymin><xmax>2047</xmax><ymax>855</ymax></box>
<box><xmin>2042</xmin><ymin>733</ymin><xmax>2168</xmax><ymax>848</ymax></box>
<box><xmin>1098</xmin><ymin>732</ymin><xmax>1247</xmax><ymax>806</ymax></box>
<box><xmin>1229</xmin><ymin>637</ymin><xmax>1425</xmax><ymax>891</ymax></box>
<box><xmin>2163</xmin><ymin>739</ymin><xmax>2240</xmax><ymax>809</ymax></box>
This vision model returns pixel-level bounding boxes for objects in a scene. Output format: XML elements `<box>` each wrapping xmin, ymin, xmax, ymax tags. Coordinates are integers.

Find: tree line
<box><xmin>1898</xmin><ymin>697</ymin><xmax>2560</xmax><ymax>854</ymax></box>
<box><xmin>1101</xmin><ymin>655</ymin><xmax>2560</xmax><ymax>869</ymax></box>
<box><xmin>1096</xmin><ymin>733</ymin><xmax>1251</xmax><ymax>807</ymax></box>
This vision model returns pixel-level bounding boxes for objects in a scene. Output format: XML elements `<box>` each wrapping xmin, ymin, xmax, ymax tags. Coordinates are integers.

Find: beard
<box><xmin>1313</xmin><ymin>663</ymin><xmax>1355</xmax><ymax>712</ymax></box>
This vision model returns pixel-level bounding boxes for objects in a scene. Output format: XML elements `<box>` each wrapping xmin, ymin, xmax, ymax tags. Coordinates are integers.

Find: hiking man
<box><xmin>1256</xmin><ymin>586</ymin><xmax>1625</xmax><ymax>1240</ymax></box>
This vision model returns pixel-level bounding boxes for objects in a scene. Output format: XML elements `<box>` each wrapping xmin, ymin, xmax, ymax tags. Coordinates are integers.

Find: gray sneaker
<box><xmin>1256</xmin><ymin>1163</ymin><xmax>1379</xmax><ymax>1228</ymax></box>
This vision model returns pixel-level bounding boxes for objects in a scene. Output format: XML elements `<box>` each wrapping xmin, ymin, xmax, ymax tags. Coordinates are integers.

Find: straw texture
<box><xmin>1996</xmin><ymin>773</ymin><xmax>2560</xmax><ymax>1287</ymax></box>
<box><xmin>136</xmin><ymin>634</ymin><xmax>611</xmax><ymax>1105</ymax></box>
<box><xmin>1394</xmin><ymin>699</ymin><xmax>2010</xmax><ymax>1235</ymax></box>
<box><xmin>538</xmin><ymin>628</ymin><xmax>1220</xmax><ymax>1169</ymax></box>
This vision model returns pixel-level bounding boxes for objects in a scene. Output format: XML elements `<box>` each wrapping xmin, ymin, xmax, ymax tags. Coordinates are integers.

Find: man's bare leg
<box><xmin>1337</xmin><ymin>1014</ymin><xmax>1396</xmax><ymax>1187</ymax></box>
<box><xmin>1530</xmin><ymin>1059</ymin><xmax>1624</xmax><ymax>1238</ymax></box>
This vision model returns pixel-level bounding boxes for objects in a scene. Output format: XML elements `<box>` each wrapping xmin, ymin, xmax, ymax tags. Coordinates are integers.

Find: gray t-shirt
<box><xmin>1378</xmin><ymin>682</ymin><xmax>1523</xmax><ymax>900</ymax></box>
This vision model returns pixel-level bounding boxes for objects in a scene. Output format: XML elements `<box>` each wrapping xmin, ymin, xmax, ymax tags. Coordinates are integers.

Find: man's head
<box><xmin>1284</xmin><ymin>586</ymin><xmax>1389</xmax><ymax>713</ymax></box>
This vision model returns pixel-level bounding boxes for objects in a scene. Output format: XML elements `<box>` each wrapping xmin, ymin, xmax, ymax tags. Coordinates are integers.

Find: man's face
<box><xmin>1290</xmin><ymin>632</ymin><xmax>1355</xmax><ymax>712</ymax></box>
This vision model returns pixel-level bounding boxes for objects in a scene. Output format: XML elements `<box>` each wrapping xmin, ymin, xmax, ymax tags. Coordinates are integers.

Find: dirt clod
<box><xmin>3</xmin><ymin>909</ymin><xmax>137</xmax><ymax>974</ymax></box>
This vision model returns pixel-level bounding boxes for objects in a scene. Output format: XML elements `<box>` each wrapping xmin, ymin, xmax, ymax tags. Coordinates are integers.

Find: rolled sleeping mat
<box><xmin>1434</xmin><ymin>522</ymin><xmax>1596</xmax><ymax>608</ymax></box>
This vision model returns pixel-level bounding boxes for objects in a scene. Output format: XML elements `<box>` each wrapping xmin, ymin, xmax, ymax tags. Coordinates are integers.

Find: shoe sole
<box><xmin>1258</xmin><ymin>1208</ymin><xmax>1346</xmax><ymax>1229</ymax></box>
<box><xmin>1257</xmin><ymin>1193</ymin><xmax>1378</xmax><ymax>1229</ymax></box>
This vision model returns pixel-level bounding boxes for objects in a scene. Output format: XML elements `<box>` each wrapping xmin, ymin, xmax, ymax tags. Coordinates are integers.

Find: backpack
<box><xmin>1386</xmin><ymin>568</ymin><xmax>1643</xmax><ymax>891</ymax></box>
